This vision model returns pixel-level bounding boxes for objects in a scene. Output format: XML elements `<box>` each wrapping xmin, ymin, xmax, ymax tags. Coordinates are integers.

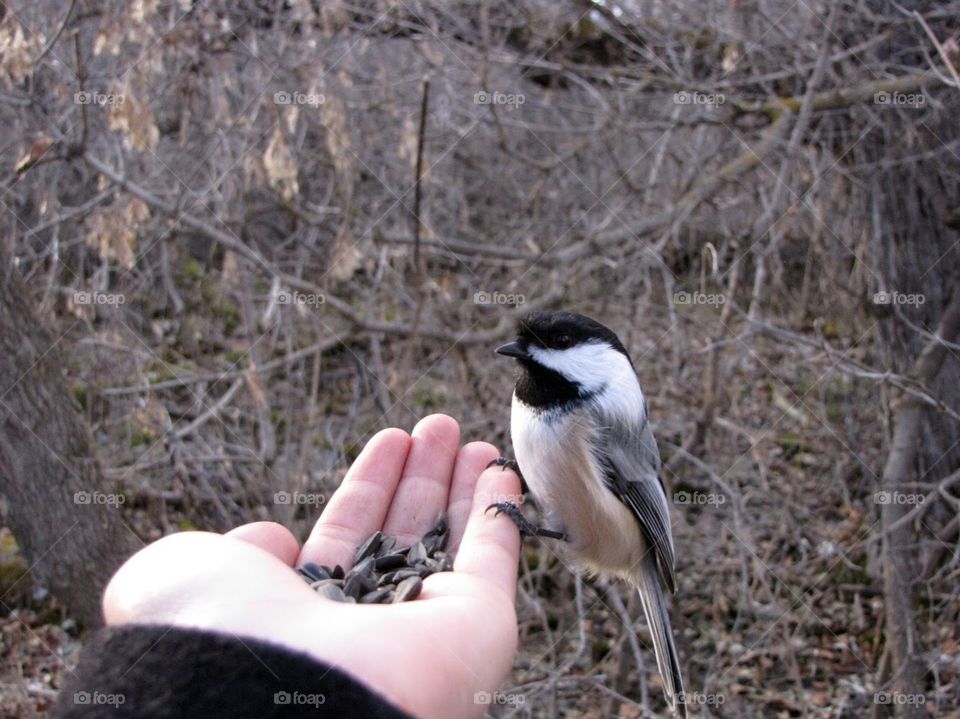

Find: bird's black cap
<box><xmin>513</xmin><ymin>310</ymin><xmax>630</xmax><ymax>359</ymax></box>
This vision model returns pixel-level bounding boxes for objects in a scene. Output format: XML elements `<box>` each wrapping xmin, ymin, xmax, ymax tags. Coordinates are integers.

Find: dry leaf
<box><xmin>132</xmin><ymin>397</ymin><xmax>172</xmax><ymax>434</ymax></box>
<box><xmin>0</xmin><ymin>24</ymin><xmax>44</xmax><ymax>84</ymax></box>
<box><xmin>85</xmin><ymin>199</ymin><xmax>149</xmax><ymax>269</ymax></box>
<box><xmin>399</xmin><ymin>114</ymin><xmax>418</xmax><ymax>170</ymax></box>
<box><xmin>93</xmin><ymin>28</ymin><xmax>122</xmax><ymax>56</ymax></box>
<box><xmin>263</xmin><ymin>126</ymin><xmax>299</xmax><ymax>202</ymax></box>
<box><xmin>109</xmin><ymin>91</ymin><xmax>159</xmax><ymax>152</ymax></box>
<box><xmin>326</xmin><ymin>234</ymin><xmax>362</xmax><ymax>282</ymax></box>
<box><xmin>14</xmin><ymin>136</ymin><xmax>54</xmax><ymax>174</ymax></box>
<box><xmin>125</xmin><ymin>198</ymin><xmax>151</xmax><ymax>224</ymax></box>
<box><xmin>320</xmin><ymin>78</ymin><xmax>354</xmax><ymax>182</ymax></box>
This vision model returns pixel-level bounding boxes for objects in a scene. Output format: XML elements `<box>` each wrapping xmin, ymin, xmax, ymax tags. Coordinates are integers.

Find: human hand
<box><xmin>102</xmin><ymin>414</ymin><xmax>523</xmax><ymax>719</ymax></box>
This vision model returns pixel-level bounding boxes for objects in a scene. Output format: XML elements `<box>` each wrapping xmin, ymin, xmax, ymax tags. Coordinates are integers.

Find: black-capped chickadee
<box><xmin>489</xmin><ymin>310</ymin><xmax>686</xmax><ymax>717</ymax></box>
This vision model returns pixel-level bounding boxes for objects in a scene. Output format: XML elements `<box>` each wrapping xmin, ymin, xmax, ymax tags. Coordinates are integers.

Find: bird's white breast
<box><xmin>511</xmin><ymin>394</ymin><xmax>646</xmax><ymax>578</ymax></box>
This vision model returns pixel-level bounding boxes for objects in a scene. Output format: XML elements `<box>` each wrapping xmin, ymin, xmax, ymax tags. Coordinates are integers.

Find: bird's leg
<box><xmin>486</xmin><ymin>456</ymin><xmax>529</xmax><ymax>494</ymax></box>
<box><xmin>484</xmin><ymin>457</ymin><xmax>565</xmax><ymax>539</ymax></box>
<box><xmin>485</xmin><ymin>502</ymin><xmax>568</xmax><ymax>541</ymax></box>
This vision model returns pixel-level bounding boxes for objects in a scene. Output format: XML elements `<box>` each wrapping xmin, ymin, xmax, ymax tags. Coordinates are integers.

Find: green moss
<box><xmin>0</xmin><ymin>534</ymin><xmax>29</xmax><ymax>600</ymax></box>
<box><xmin>269</xmin><ymin>409</ymin><xmax>287</xmax><ymax>434</ymax></box>
<box><xmin>72</xmin><ymin>384</ymin><xmax>88</xmax><ymax>409</ymax></box>
<box><xmin>523</xmin><ymin>547</ymin><xmax>540</xmax><ymax>571</ymax></box>
<box><xmin>183</xmin><ymin>258</ymin><xmax>204</xmax><ymax>279</ymax></box>
<box><xmin>592</xmin><ymin>638</ymin><xmax>613</xmax><ymax>664</ymax></box>
<box><xmin>342</xmin><ymin>442</ymin><xmax>361</xmax><ymax>463</ymax></box>
<box><xmin>131</xmin><ymin>427</ymin><xmax>157</xmax><ymax>447</ymax></box>
<box><xmin>217</xmin><ymin>300</ymin><xmax>242</xmax><ymax>335</ymax></box>
<box><xmin>777</xmin><ymin>433</ymin><xmax>813</xmax><ymax>461</ymax></box>
<box><xmin>411</xmin><ymin>387</ymin><xmax>446</xmax><ymax>410</ymax></box>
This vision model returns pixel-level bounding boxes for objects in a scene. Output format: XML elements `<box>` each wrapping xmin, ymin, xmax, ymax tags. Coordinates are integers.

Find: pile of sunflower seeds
<box><xmin>297</xmin><ymin>511</ymin><xmax>451</xmax><ymax>604</ymax></box>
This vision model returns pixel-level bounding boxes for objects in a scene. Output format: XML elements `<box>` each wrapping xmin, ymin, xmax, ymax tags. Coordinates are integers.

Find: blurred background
<box><xmin>1</xmin><ymin>0</ymin><xmax>959</xmax><ymax>716</ymax></box>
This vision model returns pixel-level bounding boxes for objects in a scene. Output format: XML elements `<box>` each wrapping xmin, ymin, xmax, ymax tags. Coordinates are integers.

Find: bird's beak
<box><xmin>495</xmin><ymin>341</ymin><xmax>530</xmax><ymax>360</ymax></box>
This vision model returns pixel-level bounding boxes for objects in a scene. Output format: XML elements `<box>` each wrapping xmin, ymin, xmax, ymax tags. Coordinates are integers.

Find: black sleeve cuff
<box><xmin>53</xmin><ymin>624</ymin><xmax>414</xmax><ymax>719</ymax></box>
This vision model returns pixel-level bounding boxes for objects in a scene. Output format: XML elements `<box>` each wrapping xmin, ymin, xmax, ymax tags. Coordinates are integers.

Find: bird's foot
<box><xmin>485</xmin><ymin>502</ymin><xmax>568</xmax><ymax>541</ymax></box>
<box><xmin>485</xmin><ymin>457</ymin><xmax>528</xmax><ymax>494</ymax></box>
<box><xmin>486</xmin><ymin>456</ymin><xmax>520</xmax><ymax>473</ymax></box>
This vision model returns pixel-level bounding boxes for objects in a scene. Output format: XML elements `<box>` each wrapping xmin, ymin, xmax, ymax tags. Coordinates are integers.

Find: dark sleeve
<box><xmin>53</xmin><ymin>624</ymin><xmax>414</xmax><ymax>719</ymax></box>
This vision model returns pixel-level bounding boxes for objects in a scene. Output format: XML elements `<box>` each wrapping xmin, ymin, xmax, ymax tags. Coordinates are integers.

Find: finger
<box><xmin>299</xmin><ymin>427</ymin><xmax>411</xmax><ymax>569</ymax></box>
<box><xmin>453</xmin><ymin>462</ymin><xmax>523</xmax><ymax>599</ymax></box>
<box><xmin>226</xmin><ymin>521</ymin><xmax>300</xmax><ymax>566</ymax></box>
<box><xmin>381</xmin><ymin>414</ymin><xmax>460</xmax><ymax>547</ymax></box>
<box><xmin>446</xmin><ymin>441</ymin><xmax>501</xmax><ymax>557</ymax></box>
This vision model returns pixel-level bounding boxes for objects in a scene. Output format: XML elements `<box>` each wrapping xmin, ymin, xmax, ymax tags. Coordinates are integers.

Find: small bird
<box><xmin>489</xmin><ymin>310</ymin><xmax>686</xmax><ymax>717</ymax></box>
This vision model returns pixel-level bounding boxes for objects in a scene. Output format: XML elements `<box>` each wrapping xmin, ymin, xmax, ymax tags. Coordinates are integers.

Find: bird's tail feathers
<box><xmin>634</xmin><ymin>556</ymin><xmax>686</xmax><ymax>718</ymax></box>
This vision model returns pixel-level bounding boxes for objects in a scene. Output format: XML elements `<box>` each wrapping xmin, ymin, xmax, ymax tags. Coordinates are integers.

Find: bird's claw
<box><xmin>485</xmin><ymin>501</ymin><xmax>568</xmax><ymax>541</ymax></box>
<box><xmin>485</xmin><ymin>457</ymin><xmax>528</xmax><ymax>493</ymax></box>
<box><xmin>486</xmin><ymin>456</ymin><xmax>520</xmax><ymax>473</ymax></box>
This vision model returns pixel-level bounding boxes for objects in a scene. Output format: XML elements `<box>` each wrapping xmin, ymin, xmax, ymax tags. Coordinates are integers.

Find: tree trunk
<box><xmin>858</xmin><ymin>6</ymin><xmax>960</xmax><ymax>714</ymax></box>
<box><xmin>0</xmin><ymin>267</ymin><xmax>138</xmax><ymax>627</ymax></box>
<box><xmin>879</xmin><ymin>291</ymin><xmax>960</xmax><ymax>717</ymax></box>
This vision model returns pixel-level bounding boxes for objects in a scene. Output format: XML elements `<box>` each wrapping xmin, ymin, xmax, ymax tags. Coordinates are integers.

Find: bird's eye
<box><xmin>553</xmin><ymin>334</ymin><xmax>571</xmax><ymax>349</ymax></box>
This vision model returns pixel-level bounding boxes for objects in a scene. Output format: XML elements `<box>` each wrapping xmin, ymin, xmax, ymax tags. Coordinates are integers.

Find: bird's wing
<box><xmin>592</xmin><ymin>410</ymin><xmax>677</xmax><ymax>593</ymax></box>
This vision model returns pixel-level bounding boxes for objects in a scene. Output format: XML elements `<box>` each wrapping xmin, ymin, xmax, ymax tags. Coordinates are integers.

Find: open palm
<box><xmin>103</xmin><ymin>415</ymin><xmax>523</xmax><ymax>719</ymax></box>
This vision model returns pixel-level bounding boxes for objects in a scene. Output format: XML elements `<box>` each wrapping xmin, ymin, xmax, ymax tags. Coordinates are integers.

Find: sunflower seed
<box><xmin>352</xmin><ymin>555</ymin><xmax>376</xmax><ymax>579</ymax></box>
<box><xmin>298</xmin><ymin>562</ymin><xmax>328</xmax><ymax>581</ymax></box>
<box><xmin>432</xmin><ymin>510</ymin><xmax>448</xmax><ymax>535</ymax></box>
<box><xmin>359</xmin><ymin>588</ymin><xmax>393</xmax><ymax>604</ymax></box>
<box><xmin>344</xmin><ymin>571</ymin><xmax>374</xmax><ymax>600</ymax></box>
<box><xmin>406</xmin><ymin>541</ymin><xmax>428</xmax><ymax>565</ymax></box>
<box><xmin>423</xmin><ymin>531</ymin><xmax>448</xmax><ymax>556</ymax></box>
<box><xmin>312</xmin><ymin>580</ymin><xmax>349</xmax><ymax>603</ymax></box>
<box><xmin>393</xmin><ymin>576</ymin><xmax>423</xmax><ymax>603</ymax></box>
<box><xmin>379</xmin><ymin>568</ymin><xmax>420</xmax><ymax>586</ymax></box>
<box><xmin>425</xmin><ymin>555</ymin><xmax>453</xmax><ymax>572</ymax></box>
<box><xmin>375</xmin><ymin>535</ymin><xmax>396</xmax><ymax>557</ymax></box>
<box><xmin>354</xmin><ymin>532</ymin><xmax>384</xmax><ymax>564</ymax></box>
<box><xmin>374</xmin><ymin>552</ymin><xmax>408</xmax><ymax>571</ymax></box>
<box><xmin>300</xmin><ymin>511</ymin><xmax>454</xmax><ymax>603</ymax></box>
